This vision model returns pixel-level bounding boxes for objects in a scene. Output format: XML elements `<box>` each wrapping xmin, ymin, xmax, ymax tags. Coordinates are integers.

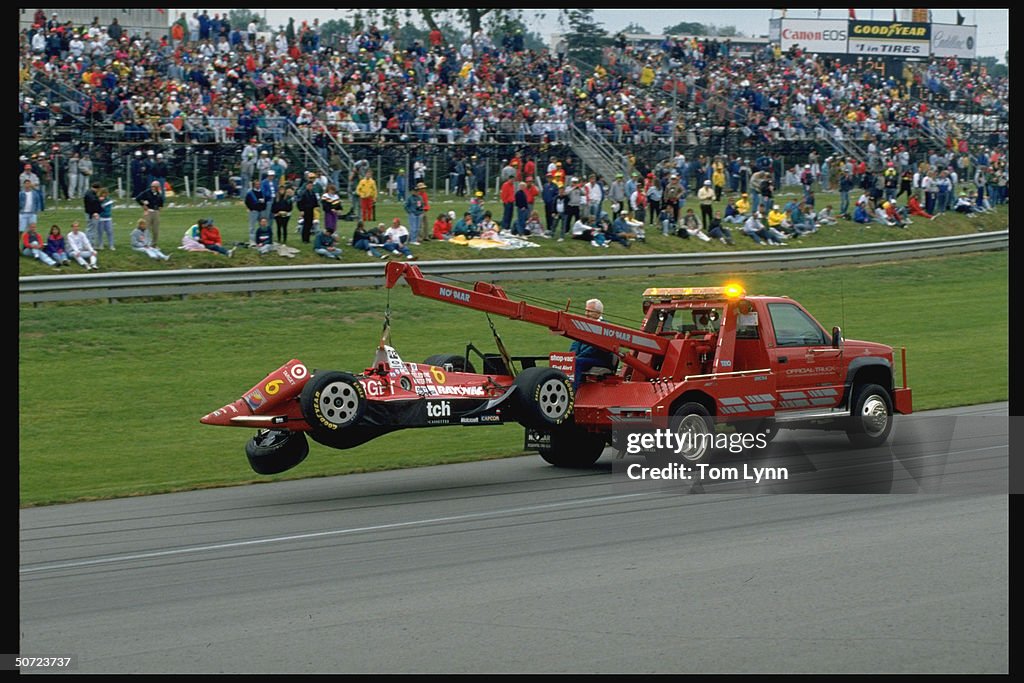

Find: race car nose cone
<box><xmin>200</xmin><ymin>399</ymin><xmax>248</xmax><ymax>426</ymax></box>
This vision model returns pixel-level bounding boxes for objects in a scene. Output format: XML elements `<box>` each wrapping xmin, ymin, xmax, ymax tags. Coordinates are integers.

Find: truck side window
<box><xmin>767</xmin><ymin>303</ymin><xmax>828</xmax><ymax>347</ymax></box>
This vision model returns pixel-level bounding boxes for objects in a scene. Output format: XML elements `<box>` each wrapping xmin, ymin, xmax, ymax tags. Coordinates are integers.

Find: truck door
<box><xmin>764</xmin><ymin>302</ymin><xmax>844</xmax><ymax>411</ymax></box>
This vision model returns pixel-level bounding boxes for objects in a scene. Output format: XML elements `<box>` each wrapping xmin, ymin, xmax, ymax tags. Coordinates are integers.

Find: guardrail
<box><xmin>19</xmin><ymin>231</ymin><xmax>1007</xmax><ymax>305</ymax></box>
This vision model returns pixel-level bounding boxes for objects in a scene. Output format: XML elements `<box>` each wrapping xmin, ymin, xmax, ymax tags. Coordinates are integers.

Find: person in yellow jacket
<box><xmin>356</xmin><ymin>170</ymin><xmax>378</xmax><ymax>222</ymax></box>
<box><xmin>735</xmin><ymin>193</ymin><xmax>751</xmax><ymax>215</ymax></box>
<box><xmin>767</xmin><ymin>204</ymin><xmax>790</xmax><ymax>233</ymax></box>
<box><xmin>711</xmin><ymin>165</ymin><xmax>726</xmax><ymax>202</ymax></box>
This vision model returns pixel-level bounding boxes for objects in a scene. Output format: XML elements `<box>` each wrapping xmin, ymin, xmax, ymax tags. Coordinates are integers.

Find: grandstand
<box><xmin>19</xmin><ymin>9</ymin><xmax>1007</xmax><ymax>205</ymax></box>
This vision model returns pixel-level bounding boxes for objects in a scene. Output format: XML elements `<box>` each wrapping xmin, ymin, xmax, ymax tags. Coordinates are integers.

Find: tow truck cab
<box><xmin>573</xmin><ymin>285</ymin><xmax>912</xmax><ymax>430</ymax></box>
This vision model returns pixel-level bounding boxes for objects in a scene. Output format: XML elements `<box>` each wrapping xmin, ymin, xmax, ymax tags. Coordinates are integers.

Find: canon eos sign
<box><xmin>778</xmin><ymin>19</ymin><xmax>849</xmax><ymax>54</ymax></box>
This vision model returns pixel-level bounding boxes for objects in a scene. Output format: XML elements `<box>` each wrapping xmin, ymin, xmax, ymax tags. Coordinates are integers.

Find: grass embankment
<box><xmin>19</xmin><ymin>250</ymin><xmax>1007</xmax><ymax>506</ymax></box>
<box><xmin>19</xmin><ymin>191</ymin><xmax>1007</xmax><ymax>275</ymax></box>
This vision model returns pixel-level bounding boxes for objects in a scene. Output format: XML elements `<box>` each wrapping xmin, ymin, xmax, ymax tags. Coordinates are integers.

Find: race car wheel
<box><xmin>422</xmin><ymin>354</ymin><xmax>477</xmax><ymax>374</ymax></box>
<box><xmin>513</xmin><ymin>366</ymin><xmax>574</xmax><ymax>429</ymax></box>
<box><xmin>300</xmin><ymin>371</ymin><xmax>366</xmax><ymax>440</ymax></box>
<box><xmin>671</xmin><ymin>402</ymin><xmax>717</xmax><ymax>464</ymax></box>
<box><xmin>538</xmin><ymin>424</ymin><xmax>605</xmax><ymax>468</ymax></box>
<box><xmin>846</xmin><ymin>383</ymin><xmax>893</xmax><ymax>448</ymax></box>
<box><xmin>245</xmin><ymin>429</ymin><xmax>309</xmax><ymax>475</ymax></box>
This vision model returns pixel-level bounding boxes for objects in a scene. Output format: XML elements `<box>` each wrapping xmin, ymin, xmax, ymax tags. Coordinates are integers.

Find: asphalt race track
<box><xmin>19</xmin><ymin>404</ymin><xmax>1008</xmax><ymax>673</ymax></box>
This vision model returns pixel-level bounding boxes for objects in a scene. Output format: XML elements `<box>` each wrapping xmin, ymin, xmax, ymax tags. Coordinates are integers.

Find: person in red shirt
<box><xmin>432</xmin><ymin>212</ymin><xmax>453</xmax><ymax>240</ymax></box>
<box><xmin>522</xmin><ymin>155</ymin><xmax>536</xmax><ymax>184</ymax></box>
<box><xmin>199</xmin><ymin>218</ymin><xmax>234</xmax><ymax>256</ymax></box>
<box><xmin>499</xmin><ymin>177</ymin><xmax>516</xmax><ymax>232</ymax></box>
<box><xmin>907</xmin><ymin>194</ymin><xmax>934</xmax><ymax>219</ymax></box>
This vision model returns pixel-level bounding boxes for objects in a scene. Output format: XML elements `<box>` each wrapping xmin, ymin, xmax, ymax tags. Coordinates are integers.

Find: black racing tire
<box><xmin>422</xmin><ymin>354</ymin><xmax>477</xmax><ymax>374</ymax></box>
<box><xmin>513</xmin><ymin>366</ymin><xmax>575</xmax><ymax>429</ymax></box>
<box><xmin>846</xmin><ymin>383</ymin><xmax>894</xmax><ymax>448</ymax></box>
<box><xmin>300</xmin><ymin>371</ymin><xmax>366</xmax><ymax>441</ymax></box>
<box><xmin>245</xmin><ymin>429</ymin><xmax>309</xmax><ymax>475</ymax></box>
<box><xmin>537</xmin><ymin>424</ymin><xmax>606</xmax><ymax>468</ymax></box>
<box><xmin>669</xmin><ymin>402</ymin><xmax>717</xmax><ymax>464</ymax></box>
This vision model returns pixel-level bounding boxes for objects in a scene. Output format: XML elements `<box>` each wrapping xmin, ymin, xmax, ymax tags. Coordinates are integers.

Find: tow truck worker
<box><xmin>570</xmin><ymin>299</ymin><xmax>616</xmax><ymax>388</ymax></box>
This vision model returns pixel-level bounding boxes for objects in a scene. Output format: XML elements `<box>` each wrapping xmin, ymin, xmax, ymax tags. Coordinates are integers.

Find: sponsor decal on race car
<box><xmin>243</xmin><ymin>389</ymin><xmax>266</xmax><ymax>411</ymax></box>
<box><xmin>414</xmin><ymin>385</ymin><xmax>486</xmax><ymax>397</ymax></box>
<box><xmin>282</xmin><ymin>362</ymin><xmax>308</xmax><ymax>385</ymax></box>
<box><xmin>426</xmin><ymin>401</ymin><xmax>451</xmax><ymax>418</ymax></box>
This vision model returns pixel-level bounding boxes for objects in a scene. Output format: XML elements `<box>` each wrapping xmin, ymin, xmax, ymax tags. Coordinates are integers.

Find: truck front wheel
<box><xmin>846</xmin><ymin>383</ymin><xmax>894</xmax><ymax>448</ymax></box>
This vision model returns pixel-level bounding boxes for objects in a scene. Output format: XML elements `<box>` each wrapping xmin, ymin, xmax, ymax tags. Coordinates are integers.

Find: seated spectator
<box><xmin>45</xmin><ymin>225</ymin><xmax>72</xmax><ymax>266</ymax></box>
<box><xmin>313</xmin><ymin>225</ymin><xmax>343</xmax><ymax>259</ymax></box>
<box><xmin>659</xmin><ymin>207</ymin><xmax>676</xmax><ymax>237</ymax></box>
<box><xmin>873</xmin><ymin>205</ymin><xmax>898</xmax><ymax>227</ymax></box>
<box><xmin>452</xmin><ymin>212</ymin><xmax>479</xmax><ymax>239</ymax></box>
<box><xmin>722</xmin><ymin>198</ymin><xmax>746</xmax><ymax>224</ymax></box>
<box><xmin>66</xmin><ymin>221</ymin><xmax>99</xmax><ymax>269</ymax></box>
<box><xmin>907</xmin><ymin>194</ymin><xmax>935</xmax><ymax>220</ymax></box>
<box><xmin>131</xmin><ymin>219</ymin><xmax>171</xmax><ymax>260</ymax></box>
<box><xmin>954</xmin><ymin>193</ymin><xmax>983</xmax><ymax>215</ymax></box>
<box><xmin>180</xmin><ymin>223</ymin><xmax>208</xmax><ymax>251</ymax></box>
<box><xmin>814</xmin><ymin>205</ymin><xmax>839</xmax><ymax>225</ymax></box>
<box><xmin>707</xmin><ymin>211</ymin><xmax>734</xmax><ymax>245</ymax></box>
<box><xmin>852</xmin><ymin>202</ymin><xmax>873</xmax><ymax>224</ymax></box>
<box><xmin>432</xmin><ymin>212</ymin><xmax>453</xmax><ymax>240</ymax></box>
<box><xmin>571</xmin><ymin>217</ymin><xmax>607</xmax><ymax>247</ymax></box>
<box><xmin>254</xmin><ymin>217</ymin><xmax>275</xmax><ymax>254</ymax></box>
<box><xmin>22</xmin><ymin>223</ymin><xmax>58</xmax><ymax>267</ymax></box>
<box><xmin>477</xmin><ymin>210</ymin><xmax>499</xmax><ymax>235</ymax></box>
<box><xmin>352</xmin><ymin>220</ymin><xmax>386</xmax><ymax>258</ymax></box>
<box><xmin>742</xmin><ymin>212</ymin><xmax>779</xmax><ymax>246</ymax></box>
<box><xmin>382</xmin><ymin>220</ymin><xmax>415</xmax><ymax>259</ymax></box>
<box><xmin>608</xmin><ymin>210</ymin><xmax>636</xmax><ymax>248</ymax></box>
<box><xmin>524</xmin><ymin>210</ymin><xmax>546</xmax><ymax>237</ymax></box>
<box><xmin>678</xmin><ymin>208</ymin><xmax>711</xmax><ymax>241</ymax></box>
<box><xmin>884</xmin><ymin>201</ymin><xmax>910</xmax><ymax>228</ymax></box>
<box><xmin>199</xmin><ymin>218</ymin><xmax>234</xmax><ymax>256</ymax></box>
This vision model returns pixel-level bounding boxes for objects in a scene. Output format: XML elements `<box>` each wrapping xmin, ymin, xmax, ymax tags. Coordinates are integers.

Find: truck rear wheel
<box><xmin>514</xmin><ymin>366</ymin><xmax>575</xmax><ymax>429</ymax></box>
<box><xmin>538</xmin><ymin>424</ymin><xmax>605</xmax><ymax>467</ymax></box>
<box><xmin>846</xmin><ymin>383</ymin><xmax>894</xmax><ymax>448</ymax></box>
<box><xmin>671</xmin><ymin>402</ymin><xmax>717</xmax><ymax>464</ymax></box>
<box><xmin>245</xmin><ymin>429</ymin><xmax>309</xmax><ymax>475</ymax></box>
<box><xmin>423</xmin><ymin>354</ymin><xmax>477</xmax><ymax>373</ymax></box>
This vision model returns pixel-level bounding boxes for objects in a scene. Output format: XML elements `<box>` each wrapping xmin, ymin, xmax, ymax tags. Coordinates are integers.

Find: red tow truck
<box><xmin>201</xmin><ymin>262</ymin><xmax>911</xmax><ymax>473</ymax></box>
<box><xmin>382</xmin><ymin>262</ymin><xmax>912</xmax><ymax>466</ymax></box>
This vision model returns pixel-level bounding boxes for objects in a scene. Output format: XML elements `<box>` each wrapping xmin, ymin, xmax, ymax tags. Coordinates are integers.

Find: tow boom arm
<box><xmin>384</xmin><ymin>262</ymin><xmax>668</xmax><ymax>379</ymax></box>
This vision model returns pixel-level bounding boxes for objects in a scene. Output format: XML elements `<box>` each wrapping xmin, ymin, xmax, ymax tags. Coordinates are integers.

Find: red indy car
<box><xmin>200</xmin><ymin>342</ymin><xmax>574</xmax><ymax>475</ymax></box>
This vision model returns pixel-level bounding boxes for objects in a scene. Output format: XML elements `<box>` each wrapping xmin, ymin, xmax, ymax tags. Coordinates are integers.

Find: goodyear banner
<box><xmin>848</xmin><ymin>20</ymin><xmax>931</xmax><ymax>56</ymax></box>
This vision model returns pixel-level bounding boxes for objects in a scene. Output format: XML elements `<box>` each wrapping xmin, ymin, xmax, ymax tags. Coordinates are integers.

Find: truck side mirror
<box><xmin>831</xmin><ymin>326</ymin><xmax>843</xmax><ymax>349</ymax></box>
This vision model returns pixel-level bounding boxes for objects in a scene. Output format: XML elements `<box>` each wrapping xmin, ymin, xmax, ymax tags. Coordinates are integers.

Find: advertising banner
<box><xmin>848</xmin><ymin>19</ymin><xmax>931</xmax><ymax>56</ymax></box>
<box><xmin>778</xmin><ymin>19</ymin><xmax>849</xmax><ymax>54</ymax></box>
<box><xmin>930</xmin><ymin>23</ymin><xmax>977</xmax><ymax>59</ymax></box>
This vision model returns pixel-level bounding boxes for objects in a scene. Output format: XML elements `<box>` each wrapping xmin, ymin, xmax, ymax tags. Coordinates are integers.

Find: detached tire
<box><xmin>538</xmin><ymin>424</ymin><xmax>606</xmax><ymax>468</ymax></box>
<box><xmin>514</xmin><ymin>366</ymin><xmax>574</xmax><ymax>429</ymax></box>
<box><xmin>300</xmin><ymin>371</ymin><xmax>366</xmax><ymax>442</ymax></box>
<box><xmin>671</xmin><ymin>402</ymin><xmax>717</xmax><ymax>464</ymax></box>
<box><xmin>245</xmin><ymin>430</ymin><xmax>309</xmax><ymax>475</ymax></box>
<box><xmin>846</xmin><ymin>383</ymin><xmax>894</xmax><ymax>448</ymax></box>
<box><xmin>423</xmin><ymin>354</ymin><xmax>477</xmax><ymax>373</ymax></box>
